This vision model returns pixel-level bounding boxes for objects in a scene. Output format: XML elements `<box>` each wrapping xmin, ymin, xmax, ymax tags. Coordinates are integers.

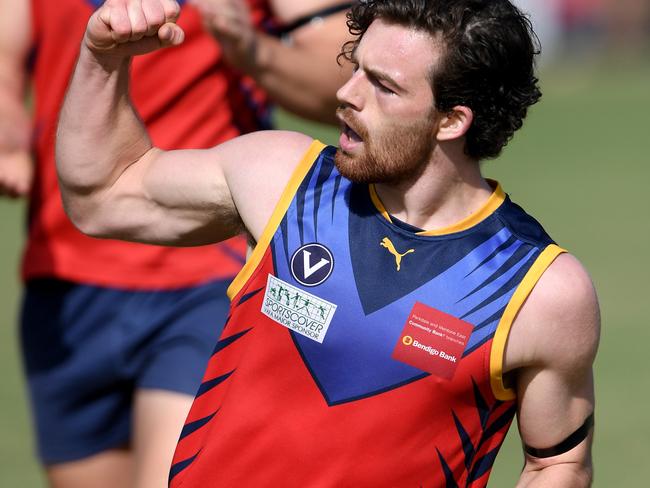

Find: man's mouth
<box><xmin>338</xmin><ymin>121</ymin><xmax>364</xmax><ymax>153</ymax></box>
<box><xmin>342</xmin><ymin>122</ymin><xmax>363</xmax><ymax>143</ymax></box>
<box><xmin>337</xmin><ymin>110</ymin><xmax>365</xmax><ymax>152</ymax></box>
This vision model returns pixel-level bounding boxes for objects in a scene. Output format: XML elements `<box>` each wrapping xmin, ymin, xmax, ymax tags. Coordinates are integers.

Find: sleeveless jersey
<box><xmin>170</xmin><ymin>141</ymin><xmax>566</xmax><ymax>487</ymax></box>
<box><xmin>23</xmin><ymin>0</ymin><xmax>273</xmax><ymax>288</ymax></box>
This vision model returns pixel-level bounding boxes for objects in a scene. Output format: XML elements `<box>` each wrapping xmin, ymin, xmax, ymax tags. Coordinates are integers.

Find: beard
<box><xmin>334</xmin><ymin>107</ymin><xmax>436</xmax><ymax>184</ymax></box>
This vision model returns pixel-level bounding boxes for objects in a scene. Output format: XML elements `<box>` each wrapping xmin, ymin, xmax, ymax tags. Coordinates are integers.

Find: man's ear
<box><xmin>436</xmin><ymin>106</ymin><xmax>473</xmax><ymax>142</ymax></box>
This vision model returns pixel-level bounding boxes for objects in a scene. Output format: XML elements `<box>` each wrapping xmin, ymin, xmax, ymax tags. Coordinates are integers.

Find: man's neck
<box><xmin>374</xmin><ymin>145</ymin><xmax>493</xmax><ymax>232</ymax></box>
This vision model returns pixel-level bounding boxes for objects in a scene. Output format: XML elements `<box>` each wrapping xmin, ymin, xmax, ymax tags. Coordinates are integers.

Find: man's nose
<box><xmin>336</xmin><ymin>70</ymin><xmax>364</xmax><ymax>111</ymax></box>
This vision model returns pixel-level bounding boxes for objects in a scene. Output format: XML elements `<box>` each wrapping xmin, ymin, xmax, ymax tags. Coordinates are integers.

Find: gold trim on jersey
<box><xmin>369</xmin><ymin>184</ymin><xmax>392</xmax><ymax>222</ymax></box>
<box><xmin>369</xmin><ymin>180</ymin><xmax>506</xmax><ymax>236</ymax></box>
<box><xmin>489</xmin><ymin>244</ymin><xmax>567</xmax><ymax>401</ymax></box>
<box><xmin>227</xmin><ymin>140</ymin><xmax>327</xmax><ymax>301</ymax></box>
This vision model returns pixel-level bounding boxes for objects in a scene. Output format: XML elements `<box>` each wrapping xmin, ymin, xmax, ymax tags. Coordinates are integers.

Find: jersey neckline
<box><xmin>368</xmin><ymin>179</ymin><xmax>506</xmax><ymax>237</ymax></box>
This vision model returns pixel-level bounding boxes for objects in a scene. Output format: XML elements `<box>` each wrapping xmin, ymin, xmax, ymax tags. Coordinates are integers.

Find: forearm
<box><xmin>0</xmin><ymin>54</ymin><xmax>34</xmax><ymax>198</ymax></box>
<box><xmin>0</xmin><ymin>52</ymin><xmax>31</xmax><ymax>150</ymax></box>
<box><xmin>56</xmin><ymin>46</ymin><xmax>152</xmax><ymax>197</ymax></box>
<box><xmin>248</xmin><ymin>32</ymin><xmax>347</xmax><ymax>123</ymax></box>
<box><xmin>191</xmin><ymin>0</ymin><xmax>350</xmax><ymax>123</ymax></box>
<box><xmin>517</xmin><ymin>462</ymin><xmax>592</xmax><ymax>487</ymax></box>
<box><xmin>0</xmin><ymin>0</ymin><xmax>31</xmax><ymax>150</ymax></box>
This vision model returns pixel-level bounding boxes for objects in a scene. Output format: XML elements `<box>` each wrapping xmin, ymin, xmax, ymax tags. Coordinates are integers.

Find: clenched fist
<box><xmin>85</xmin><ymin>0</ymin><xmax>185</xmax><ymax>58</ymax></box>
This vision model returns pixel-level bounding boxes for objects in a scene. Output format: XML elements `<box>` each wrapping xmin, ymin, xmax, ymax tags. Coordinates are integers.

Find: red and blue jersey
<box><xmin>171</xmin><ymin>141</ymin><xmax>566</xmax><ymax>487</ymax></box>
<box><xmin>24</xmin><ymin>0</ymin><xmax>273</xmax><ymax>288</ymax></box>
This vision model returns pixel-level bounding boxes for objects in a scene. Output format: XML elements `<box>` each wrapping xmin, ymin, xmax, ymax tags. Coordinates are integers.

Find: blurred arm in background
<box><xmin>0</xmin><ymin>0</ymin><xmax>33</xmax><ymax>197</ymax></box>
<box><xmin>189</xmin><ymin>0</ymin><xmax>353</xmax><ymax>124</ymax></box>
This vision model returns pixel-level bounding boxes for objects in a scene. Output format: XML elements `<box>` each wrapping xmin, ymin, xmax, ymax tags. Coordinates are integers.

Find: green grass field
<box><xmin>1</xmin><ymin>60</ymin><xmax>648</xmax><ymax>486</ymax></box>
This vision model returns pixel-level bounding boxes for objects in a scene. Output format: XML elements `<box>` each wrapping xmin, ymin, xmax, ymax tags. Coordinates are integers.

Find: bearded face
<box><xmin>335</xmin><ymin>106</ymin><xmax>437</xmax><ymax>184</ymax></box>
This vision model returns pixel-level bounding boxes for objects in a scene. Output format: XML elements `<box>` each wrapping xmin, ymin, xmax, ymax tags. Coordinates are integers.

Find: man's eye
<box><xmin>367</xmin><ymin>74</ymin><xmax>395</xmax><ymax>95</ymax></box>
<box><xmin>372</xmin><ymin>79</ymin><xmax>395</xmax><ymax>95</ymax></box>
<box><xmin>378</xmin><ymin>84</ymin><xmax>395</xmax><ymax>95</ymax></box>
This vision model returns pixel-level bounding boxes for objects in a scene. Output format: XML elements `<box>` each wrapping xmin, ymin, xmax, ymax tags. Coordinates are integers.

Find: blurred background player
<box><xmin>0</xmin><ymin>0</ymin><xmax>352</xmax><ymax>487</ymax></box>
<box><xmin>514</xmin><ymin>0</ymin><xmax>650</xmax><ymax>62</ymax></box>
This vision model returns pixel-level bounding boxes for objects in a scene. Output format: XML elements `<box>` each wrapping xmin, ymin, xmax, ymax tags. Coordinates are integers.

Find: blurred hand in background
<box><xmin>189</xmin><ymin>0</ymin><xmax>258</xmax><ymax>72</ymax></box>
<box><xmin>0</xmin><ymin>98</ymin><xmax>32</xmax><ymax>198</ymax></box>
<box><xmin>0</xmin><ymin>150</ymin><xmax>33</xmax><ymax>198</ymax></box>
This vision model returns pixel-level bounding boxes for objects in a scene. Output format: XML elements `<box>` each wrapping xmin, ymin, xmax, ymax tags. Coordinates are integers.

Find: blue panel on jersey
<box><xmin>348</xmin><ymin>183</ymin><xmax>511</xmax><ymax>315</ymax></box>
<box><xmin>268</xmin><ymin>147</ymin><xmax>551</xmax><ymax>406</ymax></box>
<box><xmin>287</xmin><ymin>227</ymin><xmax>531</xmax><ymax>405</ymax></box>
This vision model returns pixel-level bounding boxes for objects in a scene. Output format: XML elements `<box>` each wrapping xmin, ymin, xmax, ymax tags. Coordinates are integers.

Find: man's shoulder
<box><xmin>505</xmin><ymin>252</ymin><xmax>600</xmax><ymax>374</ymax></box>
<box><xmin>220</xmin><ymin>131</ymin><xmax>323</xmax><ymax>241</ymax></box>
<box><xmin>221</xmin><ymin>130</ymin><xmax>317</xmax><ymax>168</ymax></box>
<box><xmin>218</xmin><ymin>130</ymin><xmax>318</xmax><ymax>185</ymax></box>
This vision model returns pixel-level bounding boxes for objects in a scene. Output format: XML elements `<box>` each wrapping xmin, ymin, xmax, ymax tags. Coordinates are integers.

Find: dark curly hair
<box><xmin>340</xmin><ymin>0</ymin><xmax>542</xmax><ymax>160</ymax></box>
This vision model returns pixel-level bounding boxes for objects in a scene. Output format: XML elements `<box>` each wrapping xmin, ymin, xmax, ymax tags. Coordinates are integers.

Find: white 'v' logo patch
<box><xmin>290</xmin><ymin>243</ymin><xmax>334</xmax><ymax>287</ymax></box>
<box><xmin>302</xmin><ymin>251</ymin><xmax>330</xmax><ymax>279</ymax></box>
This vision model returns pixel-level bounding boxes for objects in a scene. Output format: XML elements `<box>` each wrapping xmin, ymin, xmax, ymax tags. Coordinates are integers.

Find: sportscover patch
<box><xmin>262</xmin><ymin>274</ymin><xmax>337</xmax><ymax>343</ymax></box>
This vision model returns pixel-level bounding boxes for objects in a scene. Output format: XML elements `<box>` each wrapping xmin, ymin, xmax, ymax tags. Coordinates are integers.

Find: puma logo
<box><xmin>380</xmin><ymin>237</ymin><xmax>415</xmax><ymax>271</ymax></box>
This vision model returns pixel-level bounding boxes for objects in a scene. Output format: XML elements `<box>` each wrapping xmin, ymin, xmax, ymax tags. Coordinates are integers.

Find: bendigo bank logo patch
<box><xmin>262</xmin><ymin>275</ymin><xmax>337</xmax><ymax>343</ymax></box>
<box><xmin>290</xmin><ymin>243</ymin><xmax>334</xmax><ymax>287</ymax></box>
<box><xmin>392</xmin><ymin>302</ymin><xmax>473</xmax><ymax>380</ymax></box>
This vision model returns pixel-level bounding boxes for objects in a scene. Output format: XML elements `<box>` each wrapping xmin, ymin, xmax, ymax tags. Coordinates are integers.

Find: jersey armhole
<box><xmin>489</xmin><ymin>243</ymin><xmax>567</xmax><ymax>401</ymax></box>
<box><xmin>226</xmin><ymin>140</ymin><xmax>327</xmax><ymax>300</ymax></box>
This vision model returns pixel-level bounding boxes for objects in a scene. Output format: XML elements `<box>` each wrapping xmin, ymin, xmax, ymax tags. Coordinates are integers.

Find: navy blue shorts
<box><xmin>20</xmin><ymin>278</ymin><xmax>231</xmax><ymax>464</ymax></box>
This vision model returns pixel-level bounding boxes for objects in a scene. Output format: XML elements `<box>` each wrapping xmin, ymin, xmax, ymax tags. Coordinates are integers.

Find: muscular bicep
<box><xmin>505</xmin><ymin>253</ymin><xmax>600</xmax><ymax>486</ymax></box>
<box><xmin>83</xmin><ymin>146</ymin><xmax>241</xmax><ymax>246</ymax></box>
<box><xmin>75</xmin><ymin>130</ymin><xmax>314</xmax><ymax>246</ymax></box>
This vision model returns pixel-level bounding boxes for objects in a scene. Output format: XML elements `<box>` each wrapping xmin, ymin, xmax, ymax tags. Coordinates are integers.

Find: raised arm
<box><xmin>504</xmin><ymin>253</ymin><xmax>600</xmax><ymax>487</ymax></box>
<box><xmin>0</xmin><ymin>0</ymin><xmax>33</xmax><ymax>197</ymax></box>
<box><xmin>189</xmin><ymin>0</ymin><xmax>352</xmax><ymax>124</ymax></box>
<box><xmin>56</xmin><ymin>0</ymin><xmax>313</xmax><ymax>247</ymax></box>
